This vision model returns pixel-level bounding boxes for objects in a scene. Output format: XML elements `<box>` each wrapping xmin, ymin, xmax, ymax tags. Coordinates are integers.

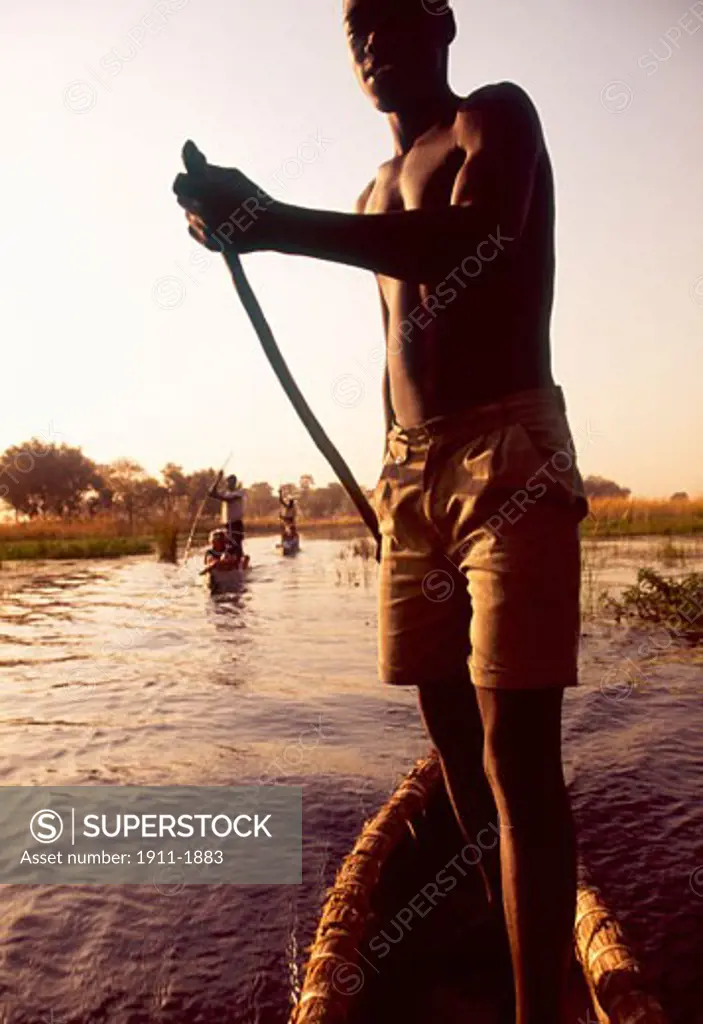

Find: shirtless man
<box><xmin>209</xmin><ymin>473</ymin><xmax>246</xmax><ymax>557</ymax></box>
<box><xmin>174</xmin><ymin>3</ymin><xmax>587</xmax><ymax>1020</ymax></box>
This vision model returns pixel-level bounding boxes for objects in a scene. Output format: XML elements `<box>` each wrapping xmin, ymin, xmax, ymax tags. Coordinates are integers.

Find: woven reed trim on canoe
<box><xmin>587</xmin><ymin>943</ymin><xmax>638</xmax><ymax>974</ymax></box>
<box><xmin>574</xmin><ymin>902</ymin><xmax>610</xmax><ymax>932</ymax></box>
<box><xmin>574</xmin><ymin>883</ymin><xmax>668</xmax><ymax>1024</ymax></box>
<box><xmin>289</xmin><ymin>753</ymin><xmax>443</xmax><ymax>1024</ymax></box>
<box><xmin>306</xmin><ymin>951</ymin><xmax>357</xmax><ymax>967</ymax></box>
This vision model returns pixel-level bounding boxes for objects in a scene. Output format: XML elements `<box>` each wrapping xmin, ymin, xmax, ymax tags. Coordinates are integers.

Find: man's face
<box><xmin>344</xmin><ymin>0</ymin><xmax>454</xmax><ymax>113</ymax></box>
<box><xmin>213</xmin><ymin>536</ymin><xmax>225</xmax><ymax>551</ymax></box>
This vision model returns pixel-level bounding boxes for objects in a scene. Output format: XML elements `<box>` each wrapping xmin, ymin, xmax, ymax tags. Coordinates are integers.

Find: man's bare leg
<box><xmin>418</xmin><ymin>678</ymin><xmax>502</xmax><ymax>910</ymax></box>
<box><xmin>476</xmin><ymin>688</ymin><xmax>576</xmax><ymax>1024</ymax></box>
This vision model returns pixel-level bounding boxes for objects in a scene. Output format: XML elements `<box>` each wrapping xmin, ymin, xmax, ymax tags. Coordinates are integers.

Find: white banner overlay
<box><xmin>1</xmin><ymin>787</ymin><xmax>302</xmax><ymax>884</ymax></box>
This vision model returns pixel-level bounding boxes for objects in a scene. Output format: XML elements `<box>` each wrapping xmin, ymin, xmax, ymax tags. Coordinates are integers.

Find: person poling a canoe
<box><xmin>173</xmin><ymin>2</ymin><xmax>588</xmax><ymax>1020</ymax></box>
<box><xmin>277</xmin><ymin>489</ymin><xmax>300</xmax><ymax>555</ymax></box>
<box><xmin>278</xmin><ymin>488</ymin><xmax>298</xmax><ymax>539</ymax></box>
<box><xmin>209</xmin><ymin>472</ymin><xmax>246</xmax><ymax>559</ymax></box>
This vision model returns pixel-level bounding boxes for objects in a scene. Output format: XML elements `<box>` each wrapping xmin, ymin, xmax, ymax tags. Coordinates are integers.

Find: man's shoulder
<box><xmin>461</xmin><ymin>81</ymin><xmax>538</xmax><ymax>113</ymax></box>
<box><xmin>456</xmin><ymin>82</ymin><xmax>542</xmax><ymax>137</ymax></box>
<box><xmin>355</xmin><ymin>179</ymin><xmax>375</xmax><ymax>213</ymax></box>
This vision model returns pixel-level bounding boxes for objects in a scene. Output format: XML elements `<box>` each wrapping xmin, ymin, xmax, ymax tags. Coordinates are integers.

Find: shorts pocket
<box><xmin>517</xmin><ymin>422</ymin><xmax>588</xmax><ymax>515</ymax></box>
<box><xmin>372</xmin><ymin>450</ymin><xmax>395</xmax><ymax>525</ymax></box>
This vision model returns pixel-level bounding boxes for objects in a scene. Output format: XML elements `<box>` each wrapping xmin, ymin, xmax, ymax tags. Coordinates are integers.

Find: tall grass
<box><xmin>0</xmin><ymin>515</ymin><xmax>132</xmax><ymax>542</ymax></box>
<box><xmin>338</xmin><ymin>537</ymin><xmax>377</xmax><ymax>561</ymax></box>
<box><xmin>0</xmin><ymin>538</ymin><xmax>152</xmax><ymax>560</ymax></box>
<box><xmin>1</xmin><ymin>497</ymin><xmax>701</xmax><ymax>563</ymax></box>
<box><xmin>582</xmin><ymin>497</ymin><xmax>703</xmax><ymax>537</ymax></box>
<box><xmin>152</xmin><ymin>516</ymin><xmax>180</xmax><ymax>563</ymax></box>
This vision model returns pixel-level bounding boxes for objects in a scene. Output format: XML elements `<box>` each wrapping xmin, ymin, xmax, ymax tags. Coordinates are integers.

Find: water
<box><xmin>0</xmin><ymin>536</ymin><xmax>701</xmax><ymax>1023</ymax></box>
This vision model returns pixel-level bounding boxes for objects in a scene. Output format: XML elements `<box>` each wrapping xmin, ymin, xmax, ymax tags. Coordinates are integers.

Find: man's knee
<box><xmin>478</xmin><ymin>689</ymin><xmax>566</xmax><ymax>809</ymax></box>
<box><xmin>418</xmin><ymin>675</ymin><xmax>480</xmax><ymax>731</ymax></box>
<box><xmin>418</xmin><ymin>679</ymin><xmax>485</xmax><ymax>768</ymax></box>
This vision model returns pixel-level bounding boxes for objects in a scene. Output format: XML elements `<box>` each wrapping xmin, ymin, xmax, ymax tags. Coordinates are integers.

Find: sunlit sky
<box><xmin>2</xmin><ymin>0</ymin><xmax>702</xmax><ymax>495</ymax></box>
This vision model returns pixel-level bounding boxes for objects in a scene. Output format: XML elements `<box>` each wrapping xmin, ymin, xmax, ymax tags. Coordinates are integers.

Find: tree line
<box><xmin>1</xmin><ymin>438</ymin><xmax>687</xmax><ymax>526</ymax></box>
<box><xmin>0</xmin><ymin>440</ymin><xmax>359</xmax><ymax>525</ymax></box>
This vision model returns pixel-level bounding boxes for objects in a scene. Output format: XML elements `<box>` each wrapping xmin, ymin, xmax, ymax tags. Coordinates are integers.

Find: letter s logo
<box><xmin>30</xmin><ymin>809</ymin><xmax>64</xmax><ymax>844</ymax></box>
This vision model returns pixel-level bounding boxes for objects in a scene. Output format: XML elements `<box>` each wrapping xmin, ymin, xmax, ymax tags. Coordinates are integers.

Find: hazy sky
<box><xmin>2</xmin><ymin>0</ymin><xmax>702</xmax><ymax>495</ymax></box>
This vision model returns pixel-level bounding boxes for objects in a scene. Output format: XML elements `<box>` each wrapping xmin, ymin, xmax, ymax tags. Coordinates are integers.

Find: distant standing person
<box><xmin>279</xmin><ymin>488</ymin><xmax>298</xmax><ymax>538</ymax></box>
<box><xmin>210</xmin><ymin>474</ymin><xmax>246</xmax><ymax>556</ymax></box>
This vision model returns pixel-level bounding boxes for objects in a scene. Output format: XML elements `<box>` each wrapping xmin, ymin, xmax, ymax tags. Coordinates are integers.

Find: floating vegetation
<box><xmin>580</xmin><ymin>546</ymin><xmax>611</xmax><ymax>620</ymax></box>
<box><xmin>654</xmin><ymin>539</ymin><xmax>690</xmax><ymax>567</ymax></box>
<box><xmin>335</xmin><ymin>537</ymin><xmax>377</xmax><ymax>587</ymax></box>
<box><xmin>338</xmin><ymin>537</ymin><xmax>377</xmax><ymax>562</ymax></box>
<box><xmin>604</xmin><ymin>568</ymin><xmax>703</xmax><ymax>643</ymax></box>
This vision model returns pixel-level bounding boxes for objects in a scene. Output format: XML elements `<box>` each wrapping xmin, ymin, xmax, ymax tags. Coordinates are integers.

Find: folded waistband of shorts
<box><xmin>388</xmin><ymin>386</ymin><xmax>568</xmax><ymax>444</ymax></box>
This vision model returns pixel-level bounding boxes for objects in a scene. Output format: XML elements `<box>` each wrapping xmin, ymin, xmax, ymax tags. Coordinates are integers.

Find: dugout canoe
<box><xmin>290</xmin><ymin>752</ymin><xmax>667</xmax><ymax>1024</ymax></box>
<box><xmin>276</xmin><ymin>535</ymin><xmax>301</xmax><ymax>556</ymax></box>
<box><xmin>206</xmin><ymin>555</ymin><xmax>251</xmax><ymax>593</ymax></box>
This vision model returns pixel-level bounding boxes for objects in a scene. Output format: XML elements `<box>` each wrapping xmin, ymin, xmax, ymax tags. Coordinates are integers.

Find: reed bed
<box><xmin>152</xmin><ymin>516</ymin><xmax>181</xmax><ymax>563</ymax></box>
<box><xmin>582</xmin><ymin>497</ymin><xmax>703</xmax><ymax>537</ymax></box>
<box><xmin>1</xmin><ymin>498</ymin><xmax>701</xmax><ymax>564</ymax></box>
<box><xmin>0</xmin><ymin>515</ymin><xmax>132</xmax><ymax>541</ymax></box>
<box><xmin>0</xmin><ymin>537</ymin><xmax>152</xmax><ymax>561</ymax></box>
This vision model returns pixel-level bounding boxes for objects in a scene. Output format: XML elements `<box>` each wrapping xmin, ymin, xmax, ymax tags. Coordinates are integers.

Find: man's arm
<box><xmin>177</xmin><ymin>84</ymin><xmax>543</xmax><ymax>284</ymax></box>
<box><xmin>201</xmin><ymin>552</ymin><xmax>219</xmax><ymax>573</ymax></box>
<box><xmin>269</xmin><ymin>85</ymin><xmax>540</xmax><ymax>282</ymax></box>
<box><xmin>208</xmin><ymin>471</ymin><xmax>224</xmax><ymax>501</ymax></box>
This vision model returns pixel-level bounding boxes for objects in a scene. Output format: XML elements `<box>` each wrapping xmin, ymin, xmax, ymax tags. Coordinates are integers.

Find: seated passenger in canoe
<box><xmin>202</xmin><ymin>529</ymin><xmax>240</xmax><ymax>573</ymax></box>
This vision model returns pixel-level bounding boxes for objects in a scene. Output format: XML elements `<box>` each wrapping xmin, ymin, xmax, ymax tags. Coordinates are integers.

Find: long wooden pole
<box><xmin>223</xmin><ymin>251</ymin><xmax>381</xmax><ymax>551</ymax></box>
<box><xmin>182</xmin><ymin>452</ymin><xmax>232</xmax><ymax>565</ymax></box>
<box><xmin>180</xmin><ymin>143</ymin><xmax>380</xmax><ymax>552</ymax></box>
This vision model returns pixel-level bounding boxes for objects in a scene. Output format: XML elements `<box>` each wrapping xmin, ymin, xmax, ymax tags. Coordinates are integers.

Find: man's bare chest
<box><xmin>365</xmin><ymin>134</ymin><xmax>467</xmax><ymax>215</ymax></box>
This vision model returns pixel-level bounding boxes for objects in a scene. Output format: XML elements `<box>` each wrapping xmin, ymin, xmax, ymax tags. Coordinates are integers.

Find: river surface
<box><xmin>0</xmin><ymin>536</ymin><xmax>701</xmax><ymax>1024</ymax></box>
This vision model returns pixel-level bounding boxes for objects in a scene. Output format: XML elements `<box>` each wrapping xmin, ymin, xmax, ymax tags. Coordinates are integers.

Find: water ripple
<box><xmin>0</xmin><ymin>536</ymin><xmax>700</xmax><ymax>1022</ymax></box>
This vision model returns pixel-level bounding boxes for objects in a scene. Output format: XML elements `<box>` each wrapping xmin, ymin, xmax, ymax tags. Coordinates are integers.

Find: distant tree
<box><xmin>89</xmin><ymin>472</ymin><xmax>117</xmax><ymax>515</ymax></box>
<box><xmin>0</xmin><ymin>439</ymin><xmax>101</xmax><ymax>518</ymax></box>
<box><xmin>299</xmin><ymin>474</ymin><xmax>315</xmax><ymax>492</ymax></box>
<box><xmin>102</xmin><ymin>459</ymin><xmax>165</xmax><ymax>528</ymax></box>
<box><xmin>246</xmin><ymin>481</ymin><xmax>278</xmax><ymax>517</ymax></box>
<box><xmin>136</xmin><ymin>477</ymin><xmax>168</xmax><ymax>514</ymax></box>
<box><xmin>161</xmin><ymin>463</ymin><xmax>189</xmax><ymax>504</ymax></box>
<box><xmin>583</xmin><ymin>475</ymin><xmax>631</xmax><ymax>499</ymax></box>
<box><xmin>183</xmin><ymin>469</ymin><xmax>221</xmax><ymax>519</ymax></box>
<box><xmin>670</xmin><ymin>491</ymin><xmax>689</xmax><ymax>501</ymax></box>
<box><xmin>301</xmin><ymin>481</ymin><xmax>355</xmax><ymax>519</ymax></box>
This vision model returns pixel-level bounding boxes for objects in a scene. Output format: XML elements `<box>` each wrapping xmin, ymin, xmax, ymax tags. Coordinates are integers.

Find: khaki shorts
<box><xmin>373</xmin><ymin>386</ymin><xmax>588</xmax><ymax>690</ymax></box>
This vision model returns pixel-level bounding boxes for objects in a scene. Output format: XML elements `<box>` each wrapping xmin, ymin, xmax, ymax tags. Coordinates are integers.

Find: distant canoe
<box><xmin>290</xmin><ymin>751</ymin><xmax>667</xmax><ymax>1024</ymax></box>
<box><xmin>206</xmin><ymin>555</ymin><xmax>251</xmax><ymax>594</ymax></box>
<box><xmin>276</xmin><ymin>535</ymin><xmax>300</xmax><ymax>556</ymax></box>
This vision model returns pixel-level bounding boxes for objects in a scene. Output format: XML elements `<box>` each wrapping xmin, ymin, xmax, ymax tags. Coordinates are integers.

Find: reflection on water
<box><xmin>0</xmin><ymin>536</ymin><xmax>701</xmax><ymax>1022</ymax></box>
